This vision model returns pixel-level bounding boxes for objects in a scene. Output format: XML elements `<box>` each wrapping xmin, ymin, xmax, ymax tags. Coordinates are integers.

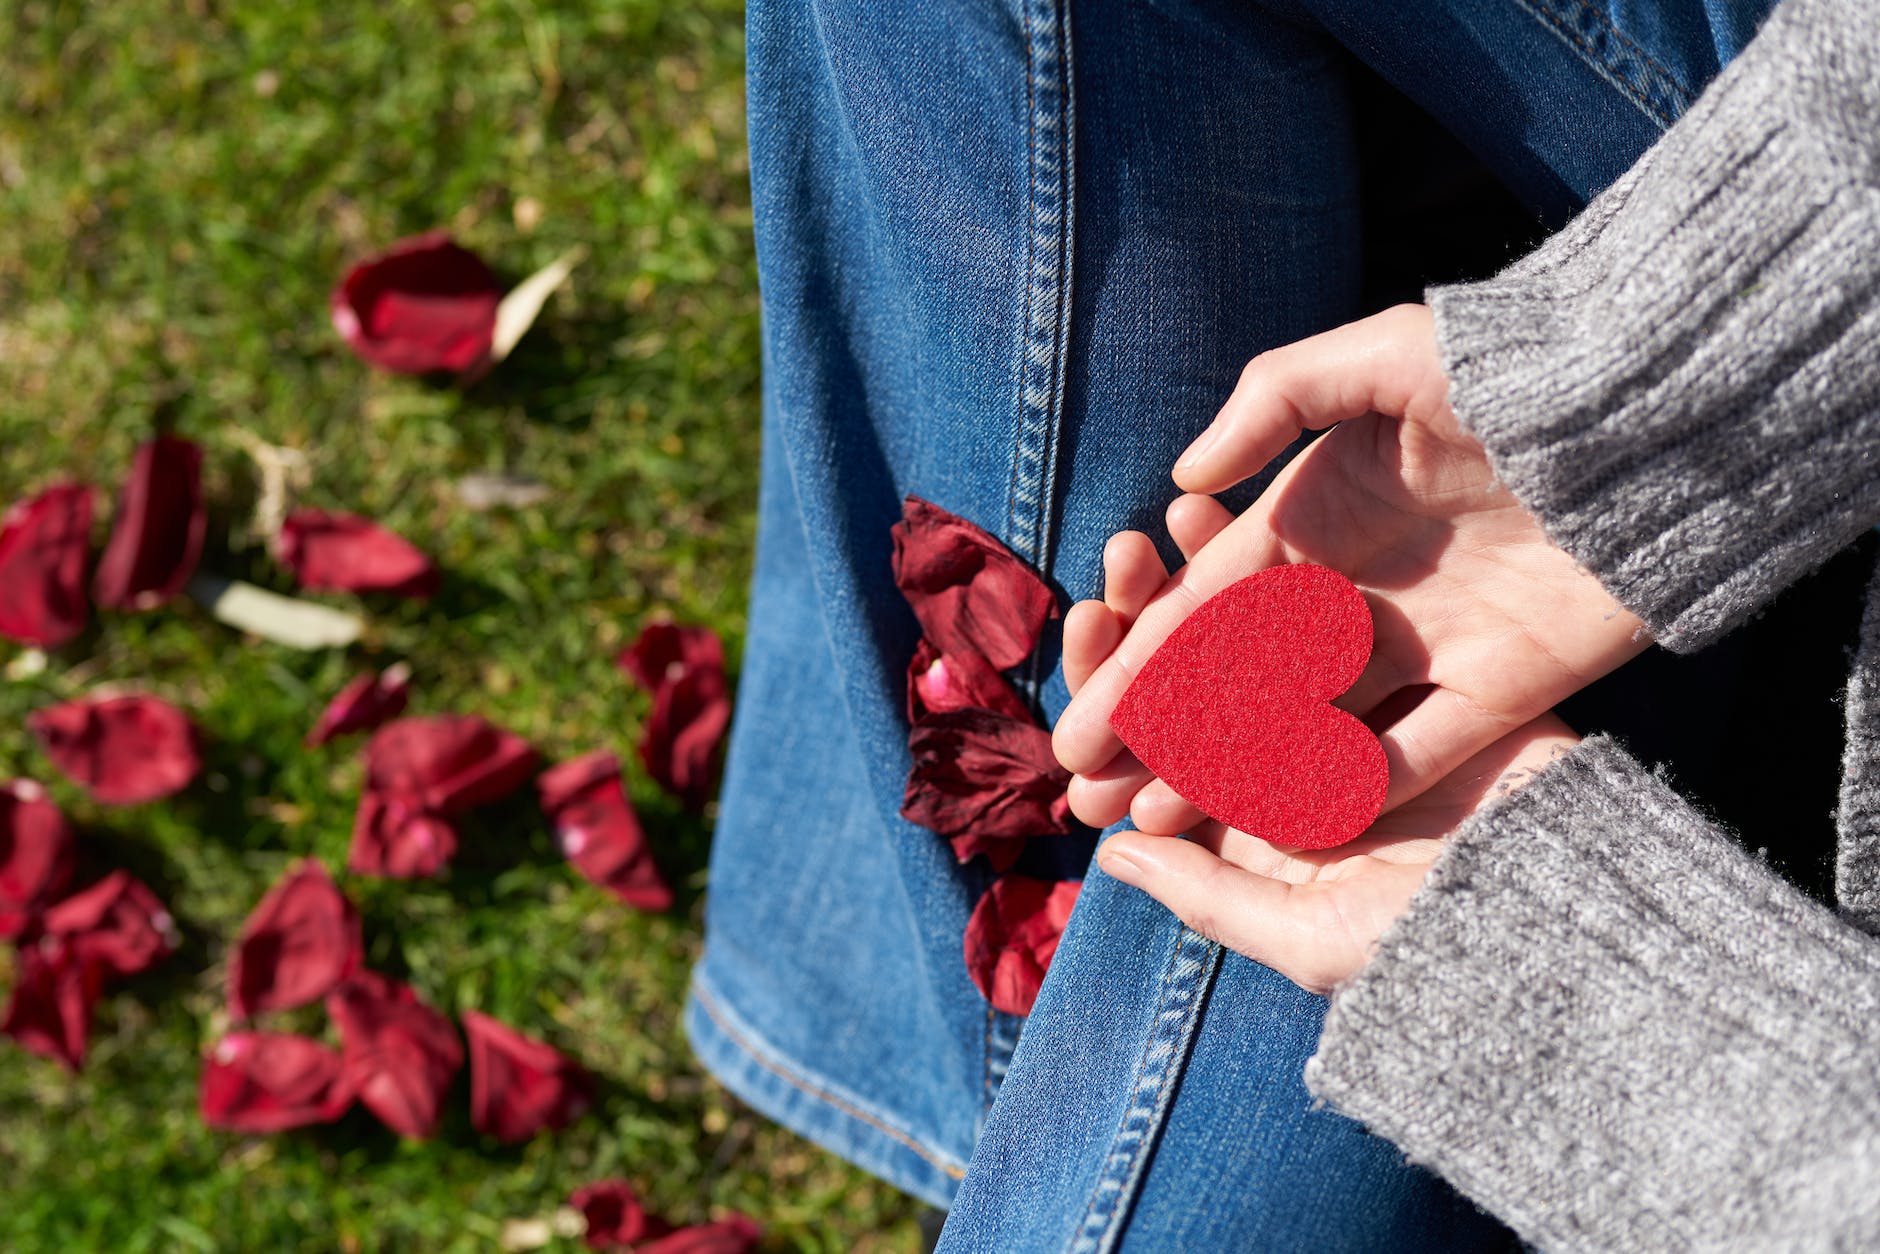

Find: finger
<box><xmin>1333</xmin><ymin>603</ymin><xmax>1430</xmax><ymax>719</ymax></box>
<box><xmin>1065</xmin><ymin>751</ymin><xmax>1156</xmax><ymax>830</ymax></box>
<box><xmin>1103</xmin><ymin>531</ymin><xmax>1167</xmax><ymax>624</ymax></box>
<box><xmin>1165</xmin><ymin>493</ymin><xmax>1235</xmax><ymax>563</ymax></box>
<box><xmin>1063</xmin><ymin>600</ymin><xmax>1123</xmax><ymax>696</ymax></box>
<box><xmin>1126</xmin><ymin>777</ymin><xmax>1207</xmax><ymax>836</ymax></box>
<box><xmin>1174</xmin><ymin>304</ymin><xmax>1443</xmax><ymax>496</ymax></box>
<box><xmin>1375</xmin><ymin>684</ymin><xmax>1522</xmax><ymax>811</ymax></box>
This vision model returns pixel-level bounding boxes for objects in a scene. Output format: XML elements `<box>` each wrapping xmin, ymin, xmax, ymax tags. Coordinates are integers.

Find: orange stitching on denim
<box><xmin>693</xmin><ymin>981</ymin><xmax>968</xmax><ymax>1179</ymax></box>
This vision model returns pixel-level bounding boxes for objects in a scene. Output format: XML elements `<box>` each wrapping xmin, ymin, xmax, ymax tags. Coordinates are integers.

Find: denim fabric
<box><xmin>684</xmin><ymin>0</ymin><xmax>1775</xmax><ymax>1246</ymax></box>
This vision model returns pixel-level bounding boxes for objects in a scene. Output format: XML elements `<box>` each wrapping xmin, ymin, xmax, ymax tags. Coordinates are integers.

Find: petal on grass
<box><xmin>0</xmin><ymin>781</ymin><xmax>75</xmax><ymax>935</ymax></box>
<box><xmin>618</xmin><ymin>624</ymin><xmax>729</xmax><ymax>812</ymax></box>
<box><xmin>44</xmin><ymin>871</ymin><xmax>178</xmax><ymax>982</ymax></box>
<box><xmin>538</xmin><ymin>751</ymin><xmax>672</xmax><ymax>912</ymax></box>
<box><xmin>891</xmin><ymin>497</ymin><xmax>1056</xmax><ymax>671</ymax></box>
<box><xmin>568</xmin><ymin>1179</ymin><xmax>663</xmax><ymax>1250</ymax></box>
<box><xmin>489</xmin><ymin>246</ymin><xmax>586</xmax><ymax>363</ymax></box>
<box><xmin>28</xmin><ymin>694</ymin><xmax>202</xmax><ymax>806</ymax></box>
<box><xmin>364</xmin><ymin>715</ymin><xmax>538</xmax><ymax>815</ymax></box>
<box><xmin>330</xmin><ymin>232</ymin><xmax>502</xmax><ymax>375</ymax></box>
<box><xmin>199</xmin><ymin>1032</ymin><xmax>354</xmax><ymax>1133</ymax></box>
<box><xmin>637</xmin><ymin>1216</ymin><xmax>764</xmax><ymax>1254</ymax></box>
<box><xmin>0</xmin><ymin>482</ymin><xmax>93</xmax><ymax>648</ymax></box>
<box><xmin>1</xmin><ymin>939</ymin><xmax>100</xmax><ymax>1070</ymax></box>
<box><xmin>963</xmin><ymin>876</ymin><xmax>1081</xmax><ymax>1016</ymax></box>
<box><xmin>306</xmin><ymin>664</ymin><xmax>412</xmax><ymax>748</ymax></box>
<box><xmin>277</xmin><ymin>510</ymin><xmax>440</xmax><ymax>599</ymax></box>
<box><xmin>187</xmin><ymin>574</ymin><xmax>365</xmax><ymax>650</ymax></box>
<box><xmin>348</xmin><ymin>793</ymin><xmax>459</xmax><ymax>879</ymax></box>
<box><xmin>462</xmin><ymin>1010</ymin><xmax>592</xmax><ymax>1143</ymax></box>
<box><xmin>327</xmin><ymin>971</ymin><xmax>462</xmax><ymax>1140</ymax></box>
<box><xmin>227</xmin><ymin>860</ymin><xmax>362</xmax><ymax>1020</ymax></box>
<box><xmin>93</xmin><ymin>436</ymin><xmax>206</xmax><ymax>612</ymax></box>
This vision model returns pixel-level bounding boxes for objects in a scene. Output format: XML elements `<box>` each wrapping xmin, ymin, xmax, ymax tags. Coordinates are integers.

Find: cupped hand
<box><xmin>1054</xmin><ymin>303</ymin><xmax>1645</xmax><ymax>834</ymax></box>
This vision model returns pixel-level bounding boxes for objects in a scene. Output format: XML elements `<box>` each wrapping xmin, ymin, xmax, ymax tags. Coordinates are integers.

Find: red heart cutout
<box><xmin>1110</xmin><ymin>564</ymin><xmax>1387</xmax><ymax>850</ymax></box>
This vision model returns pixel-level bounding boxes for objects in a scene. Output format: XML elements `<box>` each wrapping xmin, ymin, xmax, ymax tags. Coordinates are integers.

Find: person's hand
<box><xmin>1053</xmin><ymin>303</ymin><xmax>1645</xmax><ymax>835</ymax></box>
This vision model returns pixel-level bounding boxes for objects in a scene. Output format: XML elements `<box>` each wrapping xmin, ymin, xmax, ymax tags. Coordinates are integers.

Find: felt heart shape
<box><xmin>1111</xmin><ymin>564</ymin><xmax>1387</xmax><ymax>850</ymax></box>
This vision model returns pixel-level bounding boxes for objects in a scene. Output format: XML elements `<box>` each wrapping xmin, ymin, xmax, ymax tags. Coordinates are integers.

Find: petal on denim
<box><xmin>1</xmin><ymin>939</ymin><xmax>101</xmax><ymax>1070</ymax></box>
<box><xmin>0</xmin><ymin>482</ymin><xmax>93</xmax><ymax>647</ymax></box>
<box><xmin>329</xmin><ymin>232</ymin><xmax>502</xmax><ymax>375</ymax></box>
<box><xmin>905</xmin><ymin>638</ymin><xmax>1029</xmax><ymax>724</ymax></box>
<box><xmin>44</xmin><ymin>871</ymin><xmax>178</xmax><ymax>982</ymax></box>
<box><xmin>963</xmin><ymin>876</ymin><xmax>1082</xmax><ymax>1016</ymax></box>
<box><xmin>901</xmin><ymin>708</ymin><xmax>1074</xmax><ymax>844</ymax></box>
<box><xmin>199</xmin><ymin>1032</ymin><xmax>354</xmax><ymax>1133</ymax></box>
<box><xmin>305</xmin><ymin>663</ymin><xmax>412</xmax><ymax>748</ymax></box>
<box><xmin>28</xmin><ymin>693</ymin><xmax>202</xmax><ymax>806</ymax></box>
<box><xmin>461</xmin><ymin>1009</ymin><xmax>592</xmax><ymax>1143</ymax></box>
<box><xmin>0</xmin><ymin>781</ymin><xmax>75</xmax><ymax>934</ymax></box>
<box><xmin>538</xmin><ymin>751</ymin><xmax>672</xmax><ymax>912</ymax></box>
<box><xmin>891</xmin><ymin>497</ymin><xmax>1057</xmax><ymax>671</ymax></box>
<box><xmin>277</xmin><ymin>510</ymin><xmax>440</xmax><ymax>599</ymax></box>
<box><xmin>326</xmin><ymin>971</ymin><xmax>462</xmax><ymax>1140</ymax></box>
<box><xmin>348</xmin><ymin>793</ymin><xmax>459</xmax><ymax>880</ymax></box>
<box><xmin>569</xmin><ymin>1179</ymin><xmax>665</xmax><ymax>1250</ymax></box>
<box><xmin>636</xmin><ymin>1215</ymin><xmax>765</xmax><ymax>1254</ymax></box>
<box><xmin>227</xmin><ymin>860</ymin><xmax>362</xmax><ymax>1020</ymax></box>
<box><xmin>93</xmin><ymin>436</ymin><xmax>206</xmax><ymax>612</ymax></box>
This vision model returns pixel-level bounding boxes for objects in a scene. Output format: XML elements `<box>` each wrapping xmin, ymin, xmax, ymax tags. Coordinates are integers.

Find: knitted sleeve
<box><xmin>1429</xmin><ymin>0</ymin><xmax>1880</xmax><ymax>652</ymax></box>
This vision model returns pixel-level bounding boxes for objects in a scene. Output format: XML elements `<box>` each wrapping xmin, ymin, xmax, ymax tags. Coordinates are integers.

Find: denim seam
<box><xmin>691</xmin><ymin>976</ymin><xmax>969</xmax><ymax>1179</ymax></box>
<box><xmin>1511</xmin><ymin>0</ymin><xmax>1690</xmax><ymax>128</ymax></box>
<box><xmin>1064</xmin><ymin>927</ymin><xmax>1225</xmax><ymax>1254</ymax></box>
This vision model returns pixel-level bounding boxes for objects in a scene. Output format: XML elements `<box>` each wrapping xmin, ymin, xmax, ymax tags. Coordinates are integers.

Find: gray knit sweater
<box><xmin>1301</xmin><ymin>0</ymin><xmax>1880</xmax><ymax>1249</ymax></box>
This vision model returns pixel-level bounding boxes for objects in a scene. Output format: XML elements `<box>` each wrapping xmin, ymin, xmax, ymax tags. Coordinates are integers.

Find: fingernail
<box><xmin>1097</xmin><ymin>843</ymin><xmax>1144</xmax><ymax>886</ymax></box>
<box><xmin>1177</xmin><ymin>423</ymin><xmax>1219</xmax><ymax>470</ymax></box>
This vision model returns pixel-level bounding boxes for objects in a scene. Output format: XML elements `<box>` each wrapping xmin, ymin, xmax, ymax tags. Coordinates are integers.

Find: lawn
<box><xmin>0</xmin><ymin>2</ymin><xmax>924</xmax><ymax>1249</ymax></box>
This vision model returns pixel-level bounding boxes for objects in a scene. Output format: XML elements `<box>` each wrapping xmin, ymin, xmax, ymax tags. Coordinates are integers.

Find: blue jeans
<box><xmin>684</xmin><ymin>0</ymin><xmax>1772</xmax><ymax>1247</ymax></box>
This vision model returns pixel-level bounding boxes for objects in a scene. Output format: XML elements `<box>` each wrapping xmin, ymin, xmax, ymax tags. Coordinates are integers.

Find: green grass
<box><xmin>0</xmin><ymin>2</ymin><xmax>923</xmax><ymax>1249</ymax></box>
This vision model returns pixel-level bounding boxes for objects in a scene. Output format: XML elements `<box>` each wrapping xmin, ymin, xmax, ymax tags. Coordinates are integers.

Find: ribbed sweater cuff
<box><xmin>1430</xmin><ymin>0</ymin><xmax>1880</xmax><ymax>651</ymax></box>
<box><xmin>1305</xmin><ymin>736</ymin><xmax>1880</xmax><ymax>1253</ymax></box>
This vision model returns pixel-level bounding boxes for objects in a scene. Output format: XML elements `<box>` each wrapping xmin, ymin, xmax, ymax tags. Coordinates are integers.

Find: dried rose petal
<box><xmin>0</xmin><ymin>781</ymin><xmax>75</xmax><ymax>936</ymax></box>
<box><xmin>199</xmin><ymin>1032</ymin><xmax>354</xmax><ymax>1133</ymax></box>
<box><xmin>305</xmin><ymin>663</ymin><xmax>412</xmax><ymax>748</ymax></box>
<box><xmin>326</xmin><ymin>972</ymin><xmax>462</xmax><ymax>1140</ymax></box>
<box><xmin>330</xmin><ymin>232</ymin><xmax>502</xmax><ymax>375</ymax></box>
<box><xmin>227</xmin><ymin>861</ymin><xmax>362</xmax><ymax>1020</ymax></box>
<box><xmin>347</xmin><ymin>793</ymin><xmax>458</xmax><ymax>880</ymax></box>
<box><xmin>1</xmin><ymin>939</ymin><xmax>100</xmax><ymax>1070</ymax></box>
<box><xmin>28</xmin><ymin>694</ymin><xmax>202</xmax><ymax>806</ymax></box>
<box><xmin>618</xmin><ymin>623</ymin><xmax>730</xmax><ymax>812</ymax></box>
<box><xmin>570</xmin><ymin>1179</ymin><xmax>665</xmax><ymax>1250</ymax></box>
<box><xmin>0</xmin><ymin>482</ymin><xmax>93</xmax><ymax>647</ymax></box>
<box><xmin>277</xmin><ymin>510</ymin><xmax>440</xmax><ymax>599</ymax></box>
<box><xmin>538</xmin><ymin>751</ymin><xmax>672</xmax><ymax>912</ymax></box>
<box><xmin>44</xmin><ymin>871</ymin><xmax>178</xmax><ymax>982</ymax></box>
<box><xmin>461</xmin><ymin>1009</ymin><xmax>592</xmax><ymax>1143</ymax></box>
<box><xmin>616</xmin><ymin>623</ymin><xmax>724</xmax><ymax>693</ymax></box>
<box><xmin>964</xmin><ymin>876</ymin><xmax>1081</xmax><ymax>1016</ymax></box>
<box><xmin>901</xmin><ymin>708</ymin><xmax>1073</xmax><ymax>847</ymax></box>
<box><xmin>905</xmin><ymin>639</ymin><xmax>1029</xmax><ymax>724</ymax></box>
<box><xmin>364</xmin><ymin>715</ymin><xmax>539</xmax><ymax>815</ymax></box>
<box><xmin>637</xmin><ymin>1216</ymin><xmax>764</xmax><ymax>1254</ymax></box>
<box><xmin>891</xmin><ymin>497</ymin><xmax>1057</xmax><ymax>671</ymax></box>
<box><xmin>93</xmin><ymin>436</ymin><xmax>205</xmax><ymax>612</ymax></box>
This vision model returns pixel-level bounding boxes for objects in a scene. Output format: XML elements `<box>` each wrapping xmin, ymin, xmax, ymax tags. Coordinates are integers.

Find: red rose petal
<box><xmin>0</xmin><ymin>781</ymin><xmax>75</xmax><ymax>937</ymax></box>
<box><xmin>0</xmin><ymin>939</ymin><xmax>100</xmax><ymax>1070</ymax></box>
<box><xmin>28</xmin><ymin>693</ymin><xmax>202</xmax><ymax>805</ymax></box>
<box><xmin>538</xmin><ymin>751</ymin><xmax>672</xmax><ymax>912</ymax></box>
<box><xmin>199</xmin><ymin>1032</ymin><xmax>354</xmax><ymax>1133</ymax></box>
<box><xmin>891</xmin><ymin>497</ymin><xmax>1057</xmax><ymax>671</ymax></box>
<box><xmin>348</xmin><ymin>793</ymin><xmax>459</xmax><ymax>880</ymax></box>
<box><xmin>93</xmin><ymin>436</ymin><xmax>205</xmax><ymax>612</ymax></box>
<box><xmin>569</xmin><ymin>1179</ymin><xmax>664</xmax><ymax>1250</ymax></box>
<box><xmin>0</xmin><ymin>482</ymin><xmax>94</xmax><ymax>647</ymax></box>
<box><xmin>326</xmin><ymin>972</ymin><xmax>462</xmax><ymax>1140</ymax></box>
<box><xmin>901</xmin><ymin>708</ymin><xmax>1073</xmax><ymax>847</ymax></box>
<box><xmin>618</xmin><ymin>624</ymin><xmax>730</xmax><ymax>813</ymax></box>
<box><xmin>963</xmin><ymin>876</ymin><xmax>1081</xmax><ymax>1016</ymax></box>
<box><xmin>305</xmin><ymin>663</ymin><xmax>412</xmax><ymax>748</ymax></box>
<box><xmin>277</xmin><ymin>510</ymin><xmax>440</xmax><ymax>599</ymax></box>
<box><xmin>905</xmin><ymin>639</ymin><xmax>1029</xmax><ymax>724</ymax></box>
<box><xmin>364</xmin><ymin>715</ymin><xmax>539</xmax><ymax>815</ymax></box>
<box><xmin>44</xmin><ymin>871</ymin><xmax>178</xmax><ymax>982</ymax></box>
<box><xmin>227</xmin><ymin>860</ymin><xmax>362</xmax><ymax>1020</ymax></box>
<box><xmin>330</xmin><ymin>232</ymin><xmax>502</xmax><ymax>375</ymax></box>
<box><xmin>461</xmin><ymin>1009</ymin><xmax>592</xmax><ymax>1143</ymax></box>
<box><xmin>637</xmin><ymin>1216</ymin><xmax>764</xmax><ymax>1254</ymax></box>
<box><xmin>616</xmin><ymin>622</ymin><xmax>724</xmax><ymax>692</ymax></box>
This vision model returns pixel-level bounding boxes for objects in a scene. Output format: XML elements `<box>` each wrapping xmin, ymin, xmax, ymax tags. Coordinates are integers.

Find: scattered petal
<box><xmin>364</xmin><ymin>715</ymin><xmax>538</xmax><ymax>815</ymax></box>
<box><xmin>454</xmin><ymin>473</ymin><xmax>552</xmax><ymax>512</ymax></box>
<box><xmin>0</xmin><ymin>482</ymin><xmax>93</xmax><ymax>648</ymax></box>
<box><xmin>93</xmin><ymin>436</ymin><xmax>206</xmax><ymax>611</ymax></box>
<box><xmin>891</xmin><ymin>497</ymin><xmax>1057</xmax><ymax>671</ymax></box>
<box><xmin>227</xmin><ymin>861</ymin><xmax>362</xmax><ymax>1020</ymax></box>
<box><xmin>188</xmin><ymin>574</ymin><xmax>365</xmax><ymax>649</ymax></box>
<box><xmin>637</xmin><ymin>1216</ymin><xmax>764</xmax><ymax>1254</ymax></box>
<box><xmin>277</xmin><ymin>510</ymin><xmax>440</xmax><ymax>599</ymax></box>
<box><xmin>28</xmin><ymin>693</ymin><xmax>202</xmax><ymax>805</ymax></box>
<box><xmin>569</xmin><ymin>1179</ymin><xmax>663</xmax><ymax>1250</ymax></box>
<box><xmin>901</xmin><ymin>708</ymin><xmax>1073</xmax><ymax>846</ymax></box>
<box><xmin>616</xmin><ymin>622</ymin><xmax>723</xmax><ymax>694</ymax></box>
<box><xmin>462</xmin><ymin>1010</ymin><xmax>592</xmax><ymax>1143</ymax></box>
<box><xmin>906</xmin><ymin>639</ymin><xmax>1028</xmax><ymax>724</ymax></box>
<box><xmin>0</xmin><ymin>781</ymin><xmax>75</xmax><ymax>937</ymax></box>
<box><xmin>618</xmin><ymin>624</ymin><xmax>729</xmax><ymax>812</ymax></box>
<box><xmin>1</xmin><ymin>939</ymin><xmax>99</xmax><ymax>1070</ymax></box>
<box><xmin>199</xmin><ymin>1032</ymin><xmax>354</xmax><ymax>1132</ymax></box>
<box><xmin>489</xmin><ymin>246</ymin><xmax>586</xmax><ymax>363</ymax></box>
<box><xmin>306</xmin><ymin>664</ymin><xmax>412</xmax><ymax>748</ymax></box>
<box><xmin>348</xmin><ymin>793</ymin><xmax>459</xmax><ymax>879</ymax></box>
<box><xmin>44</xmin><ymin>871</ymin><xmax>178</xmax><ymax>981</ymax></box>
<box><xmin>330</xmin><ymin>232</ymin><xmax>501</xmax><ymax>375</ymax></box>
<box><xmin>327</xmin><ymin>971</ymin><xmax>462</xmax><ymax>1140</ymax></box>
<box><xmin>963</xmin><ymin>876</ymin><xmax>1081</xmax><ymax>1016</ymax></box>
<box><xmin>538</xmin><ymin>751</ymin><xmax>671</xmax><ymax>912</ymax></box>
